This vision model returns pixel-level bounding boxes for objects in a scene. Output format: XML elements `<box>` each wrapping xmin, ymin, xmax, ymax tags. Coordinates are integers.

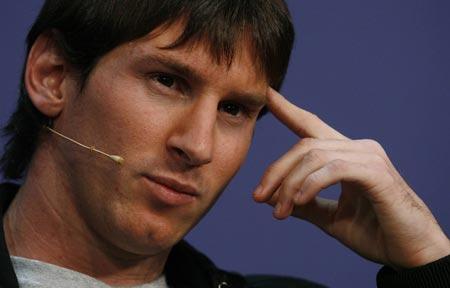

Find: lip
<box><xmin>142</xmin><ymin>174</ymin><xmax>199</xmax><ymax>206</ymax></box>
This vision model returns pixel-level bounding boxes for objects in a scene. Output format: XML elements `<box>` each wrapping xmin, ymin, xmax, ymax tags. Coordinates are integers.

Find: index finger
<box><xmin>267</xmin><ymin>88</ymin><xmax>348</xmax><ymax>140</ymax></box>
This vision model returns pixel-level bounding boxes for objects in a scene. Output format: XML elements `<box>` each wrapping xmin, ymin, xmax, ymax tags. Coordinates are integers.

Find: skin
<box><xmin>3</xmin><ymin>23</ymin><xmax>267</xmax><ymax>286</ymax></box>
<box><xmin>2</xmin><ymin>15</ymin><xmax>449</xmax><ymax>288</ymax></box>
<box><xmin>255</xmin><ymin>88</ymin><xmax>450</xmax><ymax>269</ymax></box>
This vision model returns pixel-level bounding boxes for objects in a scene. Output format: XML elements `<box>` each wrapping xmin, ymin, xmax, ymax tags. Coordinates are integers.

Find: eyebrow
<box><xmin>230</xmin><ymin>92</ymin><xmax>267</xmax><ymax>109</ymax></box>
<box><xmin>136</xmin><ymin>53</ymin><xmax>204</xmax><ymax>84</ymax></box>
<box><xmin>136</xmin><ymin>53</ymin><xmax>268</xmax><ymax>108</ymax></box>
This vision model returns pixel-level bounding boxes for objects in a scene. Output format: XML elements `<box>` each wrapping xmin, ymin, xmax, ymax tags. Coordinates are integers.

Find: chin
<box><xmin>107</xmin><ymin>204</ymin><xmax>192</xmax><ymax>256</ymax></box>
<box><xmin>95</xmin><ymin>179</ymin><xmax>204</xmax><ymax>256</ymax></box>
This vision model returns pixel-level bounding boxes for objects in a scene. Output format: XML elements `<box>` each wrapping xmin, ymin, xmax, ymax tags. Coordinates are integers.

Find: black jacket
<box><xmin>1</xmin><ymin>182</ymin><xmax>449</xmax><ymax>288</ymax></box>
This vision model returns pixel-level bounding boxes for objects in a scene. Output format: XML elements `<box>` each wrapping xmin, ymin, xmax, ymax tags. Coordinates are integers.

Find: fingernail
<box><xmin>294</xmin><ymin>191</ymin><xmax>302</xmax><ymax>203</ymax></box>
<box><xmin>274</xmin><ymin>202</ymin><xmax>283</xmax><ymax>216</ymax></box>
<box><xmin>253</xmin><ymin>185</ymin><xmax>264</xmax><ymax>197</ymax></box>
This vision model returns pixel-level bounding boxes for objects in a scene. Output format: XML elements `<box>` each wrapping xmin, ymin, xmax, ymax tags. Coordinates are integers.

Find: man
<box><xmin>0</xmin><ymin>1</ymin><xmax>449</xmax><ymax>287</ymax></box>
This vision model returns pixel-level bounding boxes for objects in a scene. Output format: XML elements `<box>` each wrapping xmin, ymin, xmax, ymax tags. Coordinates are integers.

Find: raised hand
<box><xmin>253</xmin><ymin>88</ymin><xmax>450</xmax><ymax>269</ymax></box>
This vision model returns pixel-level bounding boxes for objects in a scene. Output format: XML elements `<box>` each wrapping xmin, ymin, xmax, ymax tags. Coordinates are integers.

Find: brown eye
<box><xmin>155</xmin><ymin>74</ymin><xmax>175</xmax><ymax>87</ymax></box>
<box><xmin>220</xmin><ymin>102</ymin><xmax>242</xmax><ymax>116</ymax></box>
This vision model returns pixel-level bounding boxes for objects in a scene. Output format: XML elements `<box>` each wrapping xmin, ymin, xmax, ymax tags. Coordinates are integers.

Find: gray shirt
<box><xmin>11</xmin><ymin>256</ymin><xmax>169</xmax><ymax>288</ymax></box>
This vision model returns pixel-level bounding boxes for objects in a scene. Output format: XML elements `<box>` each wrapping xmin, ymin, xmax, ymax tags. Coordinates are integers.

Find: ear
<box><xmin>25</xmin><ymin>31</ymin><xmax>68</xmax><ymax>118</ymax></box>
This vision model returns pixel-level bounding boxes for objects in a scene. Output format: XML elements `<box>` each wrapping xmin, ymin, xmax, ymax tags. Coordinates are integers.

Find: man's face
<box><xmin>56</xmin><ymin>23</ymin><xmax>268</xmax><ymax>256</ymax></box>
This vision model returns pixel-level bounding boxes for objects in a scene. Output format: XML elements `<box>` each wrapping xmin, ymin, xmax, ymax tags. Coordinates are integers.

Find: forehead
<box><xmin>125</xmin><ymin>21</ymin><xmax>269</xmax><ymax>91</ymax></box>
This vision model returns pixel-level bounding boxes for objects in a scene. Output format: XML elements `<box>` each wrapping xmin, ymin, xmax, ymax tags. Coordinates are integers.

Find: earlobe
<box><xmin>25</xmin><ymin>31</ymin><xmax>67</xmax><ymax>118</ymax></box>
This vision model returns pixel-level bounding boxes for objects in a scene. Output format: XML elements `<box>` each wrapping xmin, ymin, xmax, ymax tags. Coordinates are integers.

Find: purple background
<box><xmin>1</xmin><ymin>1</ymin><xmax>449</xmax><ymax>287</ymax></box>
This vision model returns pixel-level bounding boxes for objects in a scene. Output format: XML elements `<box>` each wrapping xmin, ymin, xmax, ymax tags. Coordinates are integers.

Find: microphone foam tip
<box><xmin>109</xmin><ymin>155</ymin><xmax>124</xmax><ymax>165</ymax></box>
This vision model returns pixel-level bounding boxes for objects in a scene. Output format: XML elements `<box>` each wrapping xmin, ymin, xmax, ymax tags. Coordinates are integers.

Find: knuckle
<box><xmin>308</xmin><ymin>112</ymin><xmax>321</xmax><ymax>122</ymax></box>
<box><xmin>303</xmin><ymin>149</ymin><xmax>326</xmax><ymax>165</ymax></box>
<box><xmin>359</xmin><ymin>139</ymin><xmax>386</xmax><ymax>154</ymax></box>
<box><xmin>304</xmin><ymin>172</ymin><xmax>321</xmax><ymax>189</ymax></box>
<box><xmin>261</xmin><ymin>164</ymin><xmax>281</xmax><ymax>183</ymax></box>
<box><xmin>264</xmin><ymin>163</ymin><xmax>278</xmax><ymax>176</ymax></box>
<box><xmin>384</xmin><ymin>172</ymin><xmax>396</xmax><ymax>187</ymax></box>
<box><xmin>376</xmin><ymin>166</ymin><xmax>396</xmax><ymax>185</ymax></box>
<box><xmin>326</xmin><ymin>159</ymin><xmax>348</xmax><ymax>173</ymax></box>
<box><xmin>300</xmin><ymin>137</ymin><xmax>316</xmax><ymax>149</ymax></box>
<box><xmin>370</xmin><ymin>153</ymin><xmax>387</xmax><ymax>167</ymax></box>
<box><xmin>365</xmin><ymin>153</ymin><xmax>392</xmax><ymax>177</ymax></box>
<box><xmin>282</xmin><ymin>178</ymin><xmax>302</xmax><ymax>195</ymax></box>
<box><xmin>358</xmin><ymin>161</ymin><xmax>396</xmax><ymax>192</ymax></box>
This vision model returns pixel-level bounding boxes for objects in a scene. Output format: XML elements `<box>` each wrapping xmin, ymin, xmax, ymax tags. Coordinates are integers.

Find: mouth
<box><xmin>142</xmin><ymin>174</ymin><xmax>199</xmax><ymax>206</ymax></box>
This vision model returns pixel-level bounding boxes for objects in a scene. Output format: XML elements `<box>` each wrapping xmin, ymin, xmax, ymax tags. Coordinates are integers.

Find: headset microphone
<box><xmin>44</xmin><ymin>126</ymin><xmax>124</xmax><ymax>165</ymax></box>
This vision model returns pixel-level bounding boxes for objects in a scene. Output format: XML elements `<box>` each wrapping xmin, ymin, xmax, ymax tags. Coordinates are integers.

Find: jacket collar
<box><xmin>0</xmin><ymin>182</ymin><xmax>21</xmax><ymax>288</ymax></box>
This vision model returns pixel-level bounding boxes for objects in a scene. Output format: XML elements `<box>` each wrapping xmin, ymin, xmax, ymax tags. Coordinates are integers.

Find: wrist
<box><xmin>377</xmin><ymin>255</ymin><xmax>450</xmax><ymax>287</ymax></box>
<box><xmin>396</xmin><ymin>236</ymin><xmax>450</xmax><ymax>270</ymax></box>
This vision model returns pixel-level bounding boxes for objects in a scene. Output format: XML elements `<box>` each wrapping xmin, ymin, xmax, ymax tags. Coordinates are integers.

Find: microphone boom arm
<box><xmin>44</xmin><ymin>126</ymin><xmax>124</xmax><ymax>165</ymax></box>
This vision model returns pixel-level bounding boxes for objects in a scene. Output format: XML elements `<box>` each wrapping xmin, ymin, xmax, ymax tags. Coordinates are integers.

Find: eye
<box><xmin>148</xmin><ymin>72</ymin><xmax>187</xmax><ymax>95</ymax></box>
<box><xmin>155</xmin><ymin>74</ymin><xmax>175</xmax><ymax>88</ymax></box>
<box><xmin>219</xmin><ymin>101</ymin><xmax>245</xmax><ymax>117</ymax></box>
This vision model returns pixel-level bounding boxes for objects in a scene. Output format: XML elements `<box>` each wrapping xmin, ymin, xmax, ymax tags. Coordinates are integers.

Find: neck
<box><xmin>3</xmin><ymin>143</ymin><xmax>168</xmax><ymax>286</ymax></box>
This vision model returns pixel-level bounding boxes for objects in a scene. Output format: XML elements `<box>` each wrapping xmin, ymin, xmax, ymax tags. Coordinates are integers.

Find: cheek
<box><xmin>78</xmin><ymin>70</ymin><xmax>173</xmax><ymax>157</ymax></box>
<box><xmin>214</xmin><ymin>129</ymin><xmax>252</xmax><ymax>182</ymax></box>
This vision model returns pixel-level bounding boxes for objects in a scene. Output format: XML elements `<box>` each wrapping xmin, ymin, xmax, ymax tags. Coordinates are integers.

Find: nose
<box><xmin>167</xmin><ymin>99</ymin><xmax>216</xmax><ymax>167</ymax></box>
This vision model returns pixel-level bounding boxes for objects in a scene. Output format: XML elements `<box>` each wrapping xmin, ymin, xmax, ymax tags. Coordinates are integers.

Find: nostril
<box><xmin>173</xmin><ymin>147</ymin><xmax>191</xmax><ymax>162</ymax></box>
<box><xmin>170</xmin><ymin>144</ymin><xmax>212</xmax><ymax>167</ymax></box>
<box><xmin>174</xmin><ymin>147</ymin><xmax>185</xmax><ymax>157</ymax></box>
